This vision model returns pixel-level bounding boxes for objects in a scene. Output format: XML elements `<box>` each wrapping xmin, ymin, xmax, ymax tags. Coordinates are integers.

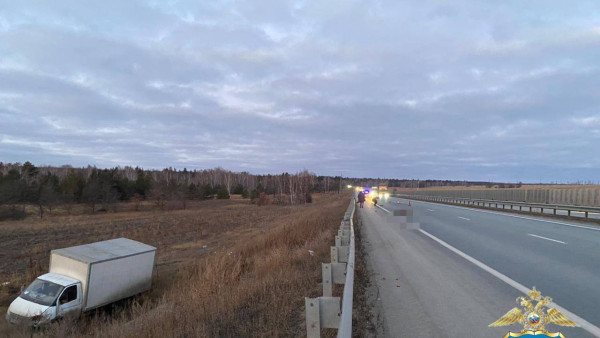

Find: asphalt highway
<box><xmin>359</xmin><ymin>196</ymin><xmax>600</xmax><ymax>338</ymax></box>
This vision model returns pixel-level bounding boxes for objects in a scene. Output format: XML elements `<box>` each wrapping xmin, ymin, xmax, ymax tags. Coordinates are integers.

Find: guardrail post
<box><xmin>322</xmin><ymin>264</ymin><xmax>333</xmax><ymax>297</ymax></box>
<box><xmin>330</xmin><ymin>247</ymin><xmax>338</xmax><ymax>263</ymax></box>
<box><xmin>338</xmin><ymin>229</ymin><xmax>350</xmax><ymax>246</ymax></box>
<box><xmin>331</xmin><ymin>245</ymin><xmax>349</xmax><ymax>263</ymax></box>
<box><xmin>322</xmin><ymin>262</ymin><xmax>347</xmax><ymax>297</ymax></box>
<box><xmin>306</xmin><ymin>297</ymin><xmax>321</xmax><ymax>337</ymax></box>
<box><xmin>305</xmin><ymin>297</ymin><xmax>341</xmax><ymax>337</ymax></box>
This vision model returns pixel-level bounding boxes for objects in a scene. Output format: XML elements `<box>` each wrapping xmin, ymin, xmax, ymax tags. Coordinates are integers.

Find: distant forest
<box><xmin>0</xmin><ymin>162</ymin><xmax>339</xmax><ymax>219</ymax></box>
<box><xmin>0</xmin><ymin>161</ymin><xmax>506</xmax><ymax>220</ymax></box>
<box><xmin>347</xmin><ymin>177</ymin><xmax>509</xmax><ymax>189</ymax></box>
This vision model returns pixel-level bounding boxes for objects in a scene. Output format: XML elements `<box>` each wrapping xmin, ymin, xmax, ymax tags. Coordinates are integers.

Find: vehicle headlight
<box><xmin>31</xmin><ymin>315</ymin><xmax>44</xmax><ymax>325</ymax></box>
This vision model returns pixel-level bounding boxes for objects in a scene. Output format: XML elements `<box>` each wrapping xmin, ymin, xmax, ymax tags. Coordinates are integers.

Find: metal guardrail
<box><xmin>305</xmin><ymin>198</ymin><xmax>356</xmax><ymax>338</ymax></box>
<box><xmin>394</xmin><ymin>187</ymin><xmax>600</xmax><ymax>207</ymax></box>
<box><xmin>337</xmin><ymin>200</ymin><xmax>355</xmax><ymax>338</ymax></box>
<box><xmin>394</xmin><ymin>194</ymin><xmax>600</xmax><ymax>219</ymax></box>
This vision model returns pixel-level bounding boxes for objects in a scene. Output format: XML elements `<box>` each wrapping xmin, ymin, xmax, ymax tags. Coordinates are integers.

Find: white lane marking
<box><xmin>398</xmin><ymin>199</ymin><xmax>600</xmax><ymax>232</ymax></box>
<box><xmin>427</xmin><ymin>209</ymin><xmax>435</xmax><ymax>212</ymax></box>
<box><xmin>418</xmin><ymin>228</ymin><xmax>600</xmax><ymax>337</ymax></box>
<box><xmin>527</xmin><ymin>233</ymin><xmax>567</xmax><ymax>244</ymax></box>
<box><xmin>458</xmin><ymin>216</ymin><xmax>471</xmax><ymax>221</ymax></box>
<box><xmin>376</xmin><ymin>205</ymin><xmax>392</xmax><ymax>214</ymax></box>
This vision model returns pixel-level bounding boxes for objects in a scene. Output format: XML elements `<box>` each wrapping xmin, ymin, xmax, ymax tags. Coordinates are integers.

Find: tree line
<box><xmin>0</xmin><ymin>162</ymin><xmax>346</xmax><ymax>220</ymax></box>
<box><xmin>347</xmin><ymin>178</ymin><xmax>507</xmax><ymax>189</ymax></box>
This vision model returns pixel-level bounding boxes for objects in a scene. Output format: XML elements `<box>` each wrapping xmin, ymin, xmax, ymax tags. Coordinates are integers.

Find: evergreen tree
<box><xmin>217</xmin><ymin>186</ymin><xmax>230</xmax><ymax>199</ymax></box>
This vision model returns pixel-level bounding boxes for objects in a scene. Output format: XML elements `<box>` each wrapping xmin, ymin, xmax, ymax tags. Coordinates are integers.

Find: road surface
<box><xmin>360</xmin><ymin>196</ymin><xmax>600</xmax><ymax>338</ymax></box>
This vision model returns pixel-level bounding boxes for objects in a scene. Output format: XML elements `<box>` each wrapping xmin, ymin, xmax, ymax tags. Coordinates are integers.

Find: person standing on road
<box><xmin>357</xmin><ymin>191</ymin><xmax>365</xmax><ymax>208</ymax></box>
<box><xmin>373</xmin><ymin>196</ymin><xmax>378</xmax><ymax>207</ymax></box>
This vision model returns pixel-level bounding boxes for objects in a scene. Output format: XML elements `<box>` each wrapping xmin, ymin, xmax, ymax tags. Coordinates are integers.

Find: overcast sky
<box><xmin>1</xmin><ymin>1</ymin><xmax>600</xmax><ymax>182</ymax></box>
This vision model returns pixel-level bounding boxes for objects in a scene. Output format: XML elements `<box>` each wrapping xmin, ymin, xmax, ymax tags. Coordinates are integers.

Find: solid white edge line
<box><xmin>376</xmin><ymin>205</ymin><xmax>392</xmax><ymax>214</ymax></box>
<box><xmin>527</xmin><ymin>233</ymin><xmax>567</xmax><ymax>244</ymax></box>
<box><xmin>418</xmin><ymin>228</ymin><xmax>600</xmax><ymax>337</ymax></box>
<box><xmin>458</xmin><ymin>216</ymin><xmax>471</xmax><ymax>221</ymax></box>
<box><xmin>399</xmin><ymin>198</ymin><xmax>600</xmax><ymax>232</ymax></box>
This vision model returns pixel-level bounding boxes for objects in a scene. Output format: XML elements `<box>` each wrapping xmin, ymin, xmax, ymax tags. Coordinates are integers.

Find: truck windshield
<box><xmin>20</xmin><ymin>279</ymin><xmax>63</xmax><ymax>306</ymax></box>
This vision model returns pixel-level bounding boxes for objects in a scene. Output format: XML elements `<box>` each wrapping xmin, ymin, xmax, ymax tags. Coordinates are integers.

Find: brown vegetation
<box><xmin>0</xmin><ymin>193</ymin><xmax>348</xmax><ymax>337</ymax></box>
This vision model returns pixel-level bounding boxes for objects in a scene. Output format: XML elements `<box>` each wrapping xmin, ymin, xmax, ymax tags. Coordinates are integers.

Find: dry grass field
<box><xmin>0</xmin><ymin>193</ymin><xmax>348</xmax><ymax>337</ymax></box>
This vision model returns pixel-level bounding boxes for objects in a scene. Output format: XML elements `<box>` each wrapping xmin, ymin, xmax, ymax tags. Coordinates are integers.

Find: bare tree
<box><xmin>149</xmin><ymin>184</ymin><xmax>167</xmax><ymax>210</ymax></box>
<box><xmin>223</xmin><ymin>170</ymin><xmax>232</xmax><ymax>198</ymax></box>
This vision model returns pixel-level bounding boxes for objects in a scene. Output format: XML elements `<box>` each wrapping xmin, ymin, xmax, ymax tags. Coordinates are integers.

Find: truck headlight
<box><xmin>31</xmin><ymin>315</ymin><xmax>43</xmax><ymax>325</ymax></box>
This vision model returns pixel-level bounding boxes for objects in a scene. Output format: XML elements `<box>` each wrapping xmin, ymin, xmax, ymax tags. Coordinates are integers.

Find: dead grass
<box><xmin>0</xmin><ymin>193</ymin><xmax>348</xmax><ymax>337</ymax></box>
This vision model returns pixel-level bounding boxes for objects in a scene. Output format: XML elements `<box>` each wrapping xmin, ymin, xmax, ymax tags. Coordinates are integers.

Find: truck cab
<box><xmin>6</xmin><ymin>273</ymin><xmax>82</xmax><ymax>325</ymax></box>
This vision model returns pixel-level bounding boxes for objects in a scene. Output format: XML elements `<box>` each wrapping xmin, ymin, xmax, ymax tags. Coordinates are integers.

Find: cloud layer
<box><xmin>1</xmin><ymin>1</ymin><xmax>600</xmax><ymax>182</ymax></box>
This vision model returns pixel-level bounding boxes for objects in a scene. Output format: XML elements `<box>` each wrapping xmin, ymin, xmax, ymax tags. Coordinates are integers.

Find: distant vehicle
<box><xmin>6</xmin><ymin>238</ymin><xmax>156</xmax><ymax>326</ymax></box>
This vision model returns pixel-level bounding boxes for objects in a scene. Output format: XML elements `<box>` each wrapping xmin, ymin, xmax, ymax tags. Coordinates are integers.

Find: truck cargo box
<box><xmin>49</xmin><ymin>238</ymin><xmax>156</xmax><ymax>311</ymax></box>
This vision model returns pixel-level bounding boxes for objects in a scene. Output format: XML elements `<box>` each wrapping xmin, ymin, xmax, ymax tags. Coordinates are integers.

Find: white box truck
<box><xmin>6</xmin><ymin>238</ymin><xmax>156</xmax><ymax>326</ymax></box>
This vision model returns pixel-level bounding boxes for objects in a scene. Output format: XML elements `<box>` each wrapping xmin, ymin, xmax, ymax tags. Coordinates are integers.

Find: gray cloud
<box><xmin>1</xmin><ymin>0</ymin><xmax>600</xmax><ymax>182</ymax></box>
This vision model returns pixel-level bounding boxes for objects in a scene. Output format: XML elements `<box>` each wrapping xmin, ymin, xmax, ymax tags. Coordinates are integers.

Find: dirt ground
<box><xmin>0</xmin><ymin>196</ymin><xmax>332</xmax><ymax>313</ymax></box>
<box><xmin>353</xmin><ymin>209</ymin><xmax>385</xmax><ymax>337</ymax></box>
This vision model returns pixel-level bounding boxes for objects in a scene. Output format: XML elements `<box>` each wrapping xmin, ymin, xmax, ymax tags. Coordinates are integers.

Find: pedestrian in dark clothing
<box><xmin>357</xmin><ymin>191</ymin><xmax>365</xmax><ymax>208</ymax></box>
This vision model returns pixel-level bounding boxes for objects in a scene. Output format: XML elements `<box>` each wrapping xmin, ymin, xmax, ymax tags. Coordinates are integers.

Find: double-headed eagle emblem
<box><xmin>489</xmin><ymin>287</ymin><xmax>577</xmax><ymax>337</ymax></box>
